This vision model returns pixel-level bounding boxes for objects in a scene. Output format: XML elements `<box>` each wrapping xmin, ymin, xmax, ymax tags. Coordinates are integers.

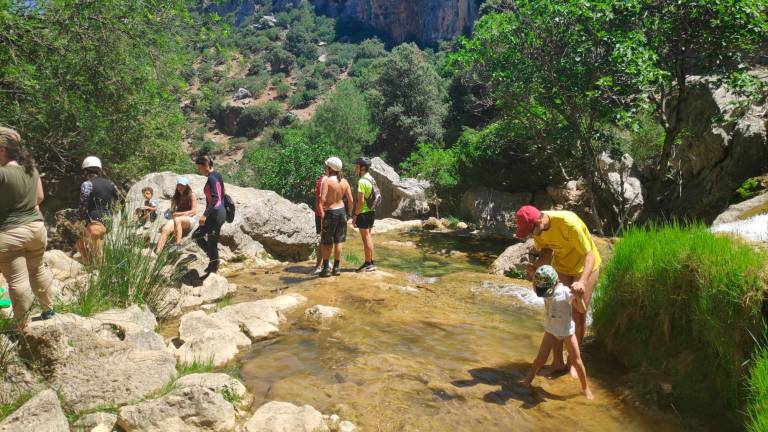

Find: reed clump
<box><xmin>593</xmin><ymin>223</ymin><xmax>767</xmax><ymax>417</ymax></box>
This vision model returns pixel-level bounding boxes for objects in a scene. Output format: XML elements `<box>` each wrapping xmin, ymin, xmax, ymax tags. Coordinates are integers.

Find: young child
<box><xmin>524</xmin><ymin>265</ymin><xmax>594</xmax><ymax>400</ymax></box>
<box><xmin>136</xmin><ymin>186</ymin><xmax>159</xmax><ymax>226</ymax></box>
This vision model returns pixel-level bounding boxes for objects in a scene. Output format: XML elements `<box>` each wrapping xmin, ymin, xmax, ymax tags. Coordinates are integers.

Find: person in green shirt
<box><xmin>0</xmin><ymin>127</ymin><xmax>55</xmax><ymax>327</ymax></box>
<box><xmin>353</xmin><ymin>157</ymin><xmax>376</xmax><ymax>272</ymax></box>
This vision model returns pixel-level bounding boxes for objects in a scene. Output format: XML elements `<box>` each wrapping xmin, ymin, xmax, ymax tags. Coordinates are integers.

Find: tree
<box><xmin>369</xmin><ymin>43</ymin><xmax>447</xmax><ymax>164</ymax></box>
<box><xmin>308</xmin><ymin>81</ymin><xmax>377</xmax><ymax>163</ymax></box>
<box><xmin>610</xmin><ymin>0</ymin><xmax>768</xmax><ymax>205</ymax></box>
<box><xmin>401</xmin><ymin>143</ymin><xmax>458</xmax><ymax>218</ymax></box>
<box><xmin>451</xmin><ymin>2</ymin><xmax>632</xmax><ymax>232</ymax></box>
<box><xmin>0</xmin><ymin>0</ymin><xmax>195</xmax><ymax>183</ymax></box>
<box><xmin>266</xmin><ymin>48</ymin><xmax>295</xmax><ymax>74</ymax></box>
<box><xmin>241</xmin><ymin>127</ymin><xmax>340</xmax><ymax>205</ymax></box>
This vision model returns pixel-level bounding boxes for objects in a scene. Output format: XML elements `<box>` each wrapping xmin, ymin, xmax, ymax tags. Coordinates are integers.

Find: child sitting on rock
<box><xmin>523</xmin><ymin>265</ymin><xmax>594</xmax><ymax>400</ymax></box>
<box><xmin>136</xmin><ymin>186</ymin><xmax>159</xmax><ymax>226</ymax></box>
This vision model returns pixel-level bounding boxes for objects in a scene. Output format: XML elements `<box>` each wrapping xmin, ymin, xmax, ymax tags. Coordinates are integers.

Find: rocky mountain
<box><xmin>205</xmin><ymin>0</ymin><xmax>479</xmax><ymax>45</ymax></box>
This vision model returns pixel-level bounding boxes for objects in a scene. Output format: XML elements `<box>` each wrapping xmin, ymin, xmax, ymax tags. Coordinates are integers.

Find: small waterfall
<box><xmin>710</xmin><ymin>214</ymin><xmax>768</xmax><ymax>242</ymax></box>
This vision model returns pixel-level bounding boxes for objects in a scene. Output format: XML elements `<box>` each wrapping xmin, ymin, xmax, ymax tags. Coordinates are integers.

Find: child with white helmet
<box><xmin>523</xmin><ymin>265</ymin><xmax>594</xmax><ymax>400</ymax></box>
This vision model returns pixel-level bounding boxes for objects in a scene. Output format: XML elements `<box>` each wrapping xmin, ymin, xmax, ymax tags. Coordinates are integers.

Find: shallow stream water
<box><xmin>189</xmin><ymin>230</ymin><xmax>690</xmax><ymax>431</ymax></box>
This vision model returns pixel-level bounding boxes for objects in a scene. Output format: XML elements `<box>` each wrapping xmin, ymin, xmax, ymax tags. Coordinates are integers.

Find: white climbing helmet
<box><xmin>325</xmin><ymin>157</ymin><xmax>343</xmax><ymax>172</ymax></box>
<box><xmin>81</xmin><ymin>156</ymin><xmax>102</xmax><ymax>170</ymax></box>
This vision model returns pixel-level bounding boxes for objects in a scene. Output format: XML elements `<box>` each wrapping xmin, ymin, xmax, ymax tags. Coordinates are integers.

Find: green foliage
<box><xmin>735</xmin><ymin>177</ymin><xmax>765</xmax><ymax>202</ymax></box>
<box><xmin>402</xmin><ymin>143</ymin><xmax>458</xmax><ymax>216</ymax></box>
<box><xmin>0</xmin><ymin>390</ymin><xmax>35</xmax><ymax>421</ymax></box>
<box><xmin>288</xmin><ymin>89</ymin><xmax>318</xmax><ymax>109</ymax></box>
<box><xmin>266</xmin><ymin>48</ymin><xmax>295</xmax><ymax>73</ymax></box>
<box><xmin>276</xmin><ymin>82</ymin><xmax>291</xmax><ymax>98</ymax></box>
<box><xmin>343</xmin><ymin>251</ymin><xmax>362</xmax><ymax>266</ymax></box>
<box><xmin>747</xmin><ymin>342</ymin><xmax>768</xmax><ymax>432</ymax></box>
<box><xmin>614</xmin><ymin>112</ymin><xmax>665</xmax><ymax>169</ymax></box>
<box><xmin>593</xmin><ymin>223</ymin><xmax>767</xmax><ymax>417</ymax></box>
<box><xmin>176</xmin><ymin>357</ymin><xmax>215</xmax><ymax>376</ymax></box>
<box><xmin>58</xmin><ymin>211</ymin><xmax>183</xmax><ymax>320</ymax></box>
<box><xmin>308</xmin><ymin>81</ymin><xmax>377</xmax><ymax>162</ymax></box>
<box><xmin>240</xmin><ymin>127</ymin><xmax>340</xmax><ymax>205</ymax></box>
<box><xmin>0</xmin><ymin>0</ymin><xmax>195</xmax><ymax>182</ymax></box>
<box><xmin>236</xmin><ymin>102</ymin><xmax>285</xmax><ymax>138</ymax></box>
<box><xmin>369</xmin><ymin>43</ymin><xmax>447</xmax><ymax>164</ymax></box>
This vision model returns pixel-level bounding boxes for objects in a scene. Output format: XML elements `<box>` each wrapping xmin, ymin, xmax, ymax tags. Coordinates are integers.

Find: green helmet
<box><xmin>534</xmin><ymin>265</ymin><xmax>558</xmax><ymax>297</ymax></box>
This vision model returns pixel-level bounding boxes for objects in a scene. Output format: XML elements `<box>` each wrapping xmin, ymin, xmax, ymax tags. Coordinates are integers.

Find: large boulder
<box><xmin>242</xmin><ymin>401</ymin><xmax>327</xmax><ymax>432</ymax></box>
<box><xmin>43</xmin><ymin>249</ymin><xmax>83</xmax><ymax>281</ymax></box>
<box><xmin>460</xmin><ymin>187</ymin><xmax>532</xmax><ymax>239</ymax></box>
<box><xmin>0</xmin><ymin>389</ymin><xmax>69</xmax><ymax>432</ymax></box>
<box><xmin>656</xmin><ymin>73</ymin><xmax>768</xmax><ymax>222</ymax></box>
<box><xmin>369</xmin><ymin>157</ymin><xmax>431</xmax><ymax>220</ymax></box>
<box><xmin>712</xmin><ymin>191</ymin><xmax>768</xmax><ymax>226</ymax></box>
<box><xmin>210</xmin><ymin>301</ymin><xmax>281</xmax><ymax>341</ymax></box>
<box><xmin>117</xmin><ymin>385</ymin><xmax>236</xmax><ymax>432</ymax></box>
<box><xmin>20</xmin><ymin>313</ymin><xmax>176</xmax><ymax>411</ymax></box>
<box><xmin>592</xmin><ymin>153</ymin><xmax>645</xmax><ymax>230</ymax></box>
<box><xmin>128</xmin><ymin>172</ymin><xmax>316</xmax><ymax>261</ymax></box>
<box><xmin>489</xmin><ymin>240</ymin><xmax>537</xmax><ymax>276</ymax></box>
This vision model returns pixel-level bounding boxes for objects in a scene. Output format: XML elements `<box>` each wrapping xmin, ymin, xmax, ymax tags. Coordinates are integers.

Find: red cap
<box><xmin>515</xmin><ymin>205</ymin><xmax>541</xmax><ymax>239</ymax></box>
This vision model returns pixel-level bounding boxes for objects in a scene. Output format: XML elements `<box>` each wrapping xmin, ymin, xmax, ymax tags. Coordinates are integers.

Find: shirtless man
<box><xmin>318</xmin><ymin>157</ymin><xmax>353</xmax><ymax>277</ymax></box>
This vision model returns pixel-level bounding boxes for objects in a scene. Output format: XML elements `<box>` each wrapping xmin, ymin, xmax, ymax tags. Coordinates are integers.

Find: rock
<box><xmin>382</xmin><ymin>240</ymin><xmax>417</xmax><ymax>248</ymax></box>
<box><xmin>273</xmin><ymin>0</ymin><xmax>479</xmax><ymax>45</ymax></box>
<box><xmin>180</xmin><ymin>274</ymin><xmax>234</xmax><ymax>307</ymax></box>
<box><xmin>261</xmin><ymin>293</ymin><xmax>308</xmax><ymax>315</ymax></box>
<box><xmin>94</xmin><ymin>304</ymin><xmax>157</xmax><ymax>331</ymax></box>
<box><xmin>234</xmin><ymin>87</ymin><xmax>253</xmax><ymax>100</ymax></box>
<box><xmin>304</xmin><ymin>305</ymin><xmax>344</xmax><ymax>323</ymax></box>
<box><xmin>117</xmin><ymin>385</ymin><xmax>235</xmax><ymax>432</ymax></box>
<box><xmin>43</xmin><ymin>249</ymin><xmax>83</xmax><ymax>281</ymax></box>
<box><xmin>21</xmin><ymin>313</ymin><xmax>176</xmax><ymax>411</ymax></box>
<box><xmin>461</xmin><ymin>187</ymin><xmax>532</xmax><ymax>239</ymax></box>
<box><xmin>211</xmin><ymin>301</ymin><xmax>280</xmax><ymax>341</ymax></box>
<box><xmin>592</xmin><ymin>153</ymin><xmax>645</xmax><ymax>230</ymax></box>
<box><xmin>710</xmin><ymin>213</ymin><xmax>768</xmax><ymax>242</ymax></box>
<box><xmin>655</xmin><ymin>73</ymin><xmax>768</xmax><ymax>222</ymax></box>
<box><xmin>546</xmin><ymin>180</ymin><xmax>598</xmax><ymax>231</ymax></box>
<box><xmin>368</xmin><ymin>218</ymin><xmax>422</xmax><ymax>234</ymax></box>
<box><xmin>175</xmin><ymin>373</ymin><xmax>248</xmax><ymax>400</ymax></box>
<box><xmin>490</xmin><ymin>240</ymin><xmax>537</xmax><ymax>276</ymax></box>
<box><xmin>0</xmin><ymin>389</ymin><xmax>69</xmax><ymax>432</ymax></box>
<box><xmin>172</xmin><ymin>310</ymin><xmax>251</xmax><ymax>367</ymax></box>
<box><xmin>713</xmin><ymin>191</ymin><xmax>768</xmax><ymax>226</ymax></box>
<box><xmin>74</xmin><ymin>412</ymin><xmax>118</xmax><ymax>432</ymax></box>
<box><xmin>421</xmin><ymin>217</ymin><xmax>444</xmax><ymax>231</ymax></box>
<box><xmin>0</xmin><ymin>336</ymin><xmax>39</xmax><ymax>406</ymax></box>
<box><xmin>339</xmin><ymin>420</ymin><xmax>358</xmax><ymax>432</ymax></box>
<box><xmin>456</xmin><ymin>221</ymin><xmax>469</xmax><ymax>230</ymax></box>
<box><xmin>128</xmin><ymin>172</ymin><xmax>316</xmax><ymax>261</ymax></box>
<box><xmin>369</xmin><ymin>157</ymin><xmax>431</xmax><ymax>219</ymax></box>
<box><xmin>242</xmin><ymin>401</ymin><xmax>327</xmax><ymax>432</ymax></box>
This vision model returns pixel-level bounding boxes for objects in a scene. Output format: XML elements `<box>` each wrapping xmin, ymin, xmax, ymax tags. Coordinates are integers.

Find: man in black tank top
<box><xmin>76</xmin><ymin>156</ymin><xmax>120</xmax><ymax>265</ymax></box>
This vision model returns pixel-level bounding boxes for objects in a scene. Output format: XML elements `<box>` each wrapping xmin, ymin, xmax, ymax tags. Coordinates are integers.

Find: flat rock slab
<box><xmin>22</xmin><ymin>314</ymin><xmax>176</xmax><ymax>411</ymax></box>
<box><xmin>175</xmin><ymin>373</ymin><xmax>248</xmax><ymax>400</ymax></box>
<box><xmin>0</xmin><ymin>389</ymin><xmax>68</xmax><ymax>432</ymax></box>
<box><xmin>172</xmin><ymin>311</ymin><xmax>251</xmax><ymax>367</ymax></box>
<box><xmin>242</xmin><ymin>401</ymin><xmax>327</xmax><ymax>432</ymax></box>
<box><xmin>117</xmin><ymin>385</ymin><xmax>235</xmax><ymax>432</ymax></box>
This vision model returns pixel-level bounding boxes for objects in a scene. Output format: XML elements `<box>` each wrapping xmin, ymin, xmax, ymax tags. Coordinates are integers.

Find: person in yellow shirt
<box><xmin>515</xmin><ymin>205</ymin><xmax>601</xmax><ymax>375</ymax></box>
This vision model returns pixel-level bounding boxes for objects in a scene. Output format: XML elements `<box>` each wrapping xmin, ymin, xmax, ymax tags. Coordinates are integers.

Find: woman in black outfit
<box><xmin>193</xmin><ymin>155</ymin><xmax>226</xmax><ymax>274</ymax></box>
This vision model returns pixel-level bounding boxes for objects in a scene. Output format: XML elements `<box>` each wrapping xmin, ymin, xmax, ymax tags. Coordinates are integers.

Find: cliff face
<box><xmin>205</xmin><ymin>0</ymin><xmax>479</xmax><ymax>45</ymax></box>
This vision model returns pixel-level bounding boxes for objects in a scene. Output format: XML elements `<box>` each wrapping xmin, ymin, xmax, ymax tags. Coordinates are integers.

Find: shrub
<box><xmin>593</xmin><ymin>223</ymin><xmax>767</xmax><ymax>418</ymax></box>
<box><xmin>58</xmin><ymin>211</ymin><xmax>183</xmax><ymax>320</ymax></box>
<box><xmin>236</xmin><ymin>102</ymin><xmax>284</xmax><ymax>138</ymax></box>
<box><xmin>276</xmin><ymin>82</ymin><xmax>291</xmax><ymax>98</ymax></box>
<box><xmin>746</xmin><ymin>342</ymin><xmax>768</xmax><ymax>432</ymax></box>
<box><xmin>288</xmin><ymin>90</ymin><xmax>318</xmax><ymax>109</ymax></box>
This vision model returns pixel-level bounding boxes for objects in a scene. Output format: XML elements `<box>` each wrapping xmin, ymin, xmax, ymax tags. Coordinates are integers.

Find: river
<box><xmin>183</xmin><ymin>228</ymin><xmax>691</xmax><ymax>431</ymax></box>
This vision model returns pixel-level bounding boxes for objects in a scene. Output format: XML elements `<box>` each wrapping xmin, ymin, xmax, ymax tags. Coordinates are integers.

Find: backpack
<box><xmin>223</xmin><ymin>193</ymin><xmax>236</xmax><ymax>223</ymax></box>
<box><xmin>361</xmin><ymin>176</ymin><xmax>382</xmax><ymax>211</ymax></box>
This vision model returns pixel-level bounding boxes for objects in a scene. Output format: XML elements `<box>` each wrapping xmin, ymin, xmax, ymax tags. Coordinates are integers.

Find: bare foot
<box><xmin>569</xmin><ymin>365</ymin><xmax>578</xmax><ymax>379</ymax></box>
<box><xmin>583</xmin><ymin>388</ymin><xmax>595</xmax><ymax>400</ymax></box>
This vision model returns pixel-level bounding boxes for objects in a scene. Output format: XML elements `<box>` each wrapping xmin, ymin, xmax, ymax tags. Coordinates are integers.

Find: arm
<box><xmin>345</xmin><ymin>181</ymin><xmax>354</xmax><ymax>217</ymax></box>
<box><xmin>571</xmin><ymin>251</ymin><xmax>596</xmax><ymax>294</ymax></box>
<box><xmin>318</xmin><ymin>179</ymin><xmax>328</xmax><ymax>219</ymax></box>
<box><xmin>572</xmin><ymin>291</ymin><xmax>587</xmax><ymax>314</ymax></box>
<box><xmin>79</xmin><ymin>181</ymin><xmax>92</xmax><ymax>221</ymax></box>
<box><xmin>36</xmin><ymin>177</ymin><xmax>44</xmax><ymax>206</ymax></box>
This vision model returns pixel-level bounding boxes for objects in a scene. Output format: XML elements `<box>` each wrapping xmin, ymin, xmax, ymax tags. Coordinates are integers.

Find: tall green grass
<box><xmin>593</xmin><ymin>223</ymin><xmax>767</xmax><ymax>417</ymax></box>
<box><xmin>746</xmin><ymin>342</ymin><xmax>768</xmax><ymax>432</ymax></box>
<box><xmin>59</xmin><ymin>211</ymin><xmax>183</xmax><ymax>320</ymax></box>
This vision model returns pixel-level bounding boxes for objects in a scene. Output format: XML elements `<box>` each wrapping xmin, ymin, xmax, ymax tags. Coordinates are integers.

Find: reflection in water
<box><xmin>218</xmin><ymin>230</ymin><xmax>686</xmax><ymax>431</ymax></box>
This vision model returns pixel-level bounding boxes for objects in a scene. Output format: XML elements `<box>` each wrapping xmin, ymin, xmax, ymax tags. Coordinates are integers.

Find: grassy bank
<box><xmin>747</xmin><ymin>342</ymin><xmax>768</xmax><ymax>432</ymax></box>
<box><xmin>592</xmin><ymin>223</ymin><xmax>767</xmax><ymax>422</ymax></box>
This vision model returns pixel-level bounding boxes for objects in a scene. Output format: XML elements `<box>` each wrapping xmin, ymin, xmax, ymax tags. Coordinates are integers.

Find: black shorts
<box><xmin>321</xmin><ymin>208</ymin><xmax>347</xmax><ymax>245</ymax></box>
<box><xmin>315</xmin><ymin>215</ymin><xmax>322</xmax><ymax>235</ymax></box>
<box><xmin>356</xmin><ymin>211</ymin><xmax>375</xmax><ymax>229</ymax></box>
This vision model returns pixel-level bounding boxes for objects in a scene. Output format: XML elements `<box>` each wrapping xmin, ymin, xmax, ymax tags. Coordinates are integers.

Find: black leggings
<box><xmin>193</xmin><ymin>207</ymin><xmax>225</xmax><ymax>266</ymax></box>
